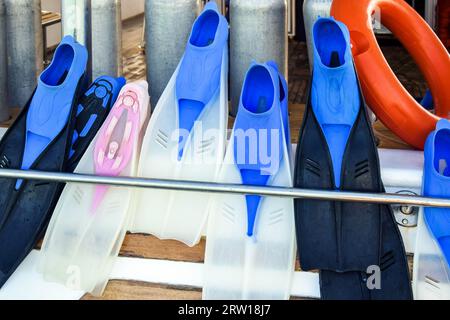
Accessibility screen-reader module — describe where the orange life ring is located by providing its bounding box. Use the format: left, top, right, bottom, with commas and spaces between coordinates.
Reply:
331, 0, 450, 149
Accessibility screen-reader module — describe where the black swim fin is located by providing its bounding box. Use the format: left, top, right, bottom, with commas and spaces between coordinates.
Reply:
294, 18, 412, 299
66, 75, 126, 173
0, 36, 88, 288
320, 205, 413, 300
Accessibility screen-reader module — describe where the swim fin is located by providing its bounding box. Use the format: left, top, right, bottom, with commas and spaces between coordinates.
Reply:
203, 62, 296, 300
131, 2, 229, 246
294, 18, 412, 299
0, 36, 88, 288
66, 75, 126, 173
413, 119, 450, 300
40, 81, 150, 296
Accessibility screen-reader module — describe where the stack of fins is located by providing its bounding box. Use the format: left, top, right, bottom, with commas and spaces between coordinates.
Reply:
294, 17, 413, 300
0, 35, 126, 289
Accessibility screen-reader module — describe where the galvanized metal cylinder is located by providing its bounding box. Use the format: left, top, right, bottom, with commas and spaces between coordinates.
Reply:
230, 0, 288, 116
145, 0, 200, 108
425, 0, 438, 30
91, 0, 122, 80
62, 0, 92, 81
5, 0, 43, 108
205, 0, 226, 14
303, 0, 332, 70
0, 0, 9, 121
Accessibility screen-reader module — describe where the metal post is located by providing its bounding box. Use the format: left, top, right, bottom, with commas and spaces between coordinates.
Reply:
206, 0, 226, 14
288, 0, 296, 37
1, 168, 450, 209
0, 0, 9, 121
303, 0, 332, 71
230, 0, 288, 116
91, 0, 122, 80
5, 0, 43, 108
425, 0, 438, 30
145, 0, 200, 109
61, 0, 92, 81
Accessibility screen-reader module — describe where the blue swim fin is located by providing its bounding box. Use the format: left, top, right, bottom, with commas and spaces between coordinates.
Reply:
203, 61, 295, 300
66, 76, 126, 172
423, 119, 450, 266
175, 1, 229, 159
0, 35, 88, 288
310, 18, 360, 188
233, 61, 287, 237
133, 1, 229, 247
294, 17, 412, 299
420, 89, 434, 110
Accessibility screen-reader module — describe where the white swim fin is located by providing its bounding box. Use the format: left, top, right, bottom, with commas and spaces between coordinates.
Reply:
131, 2, 229, 246
203, 62, 296, 300
39, 81, 150, 296
413, 119, 450, 300
414, 210, 450, 299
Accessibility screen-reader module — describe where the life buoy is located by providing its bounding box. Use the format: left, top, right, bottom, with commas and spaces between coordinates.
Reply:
331, 0, 450, 149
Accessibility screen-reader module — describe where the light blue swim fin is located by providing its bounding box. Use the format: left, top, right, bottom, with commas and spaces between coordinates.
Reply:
413, 119, 450, 299
133, 1, 229, 247
0, 35, 88, 288
203, 61, 296, 300
423, 119, 450, 266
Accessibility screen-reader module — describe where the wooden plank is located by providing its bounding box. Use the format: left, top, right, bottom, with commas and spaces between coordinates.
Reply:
82, 280, 314, 300
0, 108, 20, 128
82, 256, 414, 300
41, 11, 61, 26
83, 281, 202, 300
120, 234, 206, 263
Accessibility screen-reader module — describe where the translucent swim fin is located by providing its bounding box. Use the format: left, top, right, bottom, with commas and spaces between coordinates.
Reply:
66, 75, 126, 172
131, 2, 229, 246
203, 62, 296, 300
413, 119, 450, 300
39, 81, 150, 296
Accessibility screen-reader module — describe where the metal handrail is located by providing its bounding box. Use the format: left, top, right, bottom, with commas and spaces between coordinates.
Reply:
0, 168, 448, 208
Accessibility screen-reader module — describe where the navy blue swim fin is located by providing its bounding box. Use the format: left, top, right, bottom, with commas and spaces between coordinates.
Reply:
66, 75, 126, 172
294, 18, 412, 300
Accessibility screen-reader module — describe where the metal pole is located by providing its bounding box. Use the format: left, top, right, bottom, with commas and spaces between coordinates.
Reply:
0, 0, 9, 122
61, 0, 92, 81
91, 0, 122, 80
1, 168, 449, 209
229, 0, 288, 116
303, 0, 332, 71
145, 0, 200, 109
425, 0, 438, 30
5, 0, 43, 108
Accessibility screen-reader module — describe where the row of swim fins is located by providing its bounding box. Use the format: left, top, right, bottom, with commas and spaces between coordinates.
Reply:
0, 2, 448, 300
